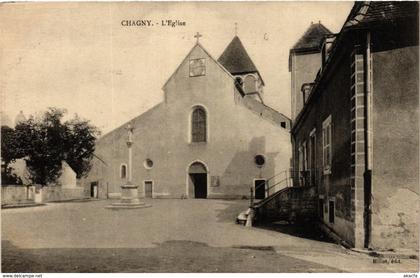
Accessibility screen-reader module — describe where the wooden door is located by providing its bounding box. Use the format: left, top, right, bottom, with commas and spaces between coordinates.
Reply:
254, 179, 266, 199
145, 181, 153, 198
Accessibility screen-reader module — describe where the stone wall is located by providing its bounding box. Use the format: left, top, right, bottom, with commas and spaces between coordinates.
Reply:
1, 185, 31, 205
291, 35, 355, 246
370, 45, 419, 250
41, 186, 86, 202
2, 185, 86, 204
254, 186, 317, 223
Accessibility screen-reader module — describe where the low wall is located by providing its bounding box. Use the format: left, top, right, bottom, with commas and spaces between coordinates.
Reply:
1, 185, 32, 205
41, 186, 86, 202
255, 186, 317, 223
2, 185, 87, 204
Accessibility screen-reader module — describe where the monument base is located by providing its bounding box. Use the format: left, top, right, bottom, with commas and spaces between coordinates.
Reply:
105, 183, 152, 210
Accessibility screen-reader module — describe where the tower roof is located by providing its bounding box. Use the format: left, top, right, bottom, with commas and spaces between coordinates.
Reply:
218, 36, 259, 75
15, 111, 26, 126
291, 23, 332, 52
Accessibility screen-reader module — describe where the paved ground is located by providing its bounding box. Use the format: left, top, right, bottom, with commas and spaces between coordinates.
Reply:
2, 199, 418, 272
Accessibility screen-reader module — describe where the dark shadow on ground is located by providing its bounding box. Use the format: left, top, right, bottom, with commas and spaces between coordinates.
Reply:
214, 199, 250, 223
214, 200, 333, 245
255, 221, 335, 243
1, 239, 343, 273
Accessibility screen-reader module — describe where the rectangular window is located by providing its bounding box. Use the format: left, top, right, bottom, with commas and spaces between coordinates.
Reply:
319, 198, 324, 220
189, 58, 206, 77
298, 141, 309, 186
303, 141, 307, 171
298, 146, 303, 186
302, 141, 308, 186
309, 128, 316, 186
329, 200, 335, 224
322, 115, 332, 174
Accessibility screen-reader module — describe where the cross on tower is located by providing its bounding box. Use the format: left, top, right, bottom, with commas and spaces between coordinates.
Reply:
194, 32, 202, 43
235, 22, 238, 36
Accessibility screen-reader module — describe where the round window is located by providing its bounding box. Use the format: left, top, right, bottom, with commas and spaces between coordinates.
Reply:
254, 155, 265, 167
144, 159, 154, 169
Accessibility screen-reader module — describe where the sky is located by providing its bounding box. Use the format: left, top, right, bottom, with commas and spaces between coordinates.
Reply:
0, 1, 354, 134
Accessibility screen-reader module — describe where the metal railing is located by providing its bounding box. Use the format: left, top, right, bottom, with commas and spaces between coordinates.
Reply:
250, 168, 322, 206
250, 169, 292, 207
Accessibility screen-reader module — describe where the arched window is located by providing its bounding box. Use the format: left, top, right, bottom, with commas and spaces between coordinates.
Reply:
120, 164, 127, 179
235, 77, 243, 87
191, 107, 207, 142
244, 75, 257, 94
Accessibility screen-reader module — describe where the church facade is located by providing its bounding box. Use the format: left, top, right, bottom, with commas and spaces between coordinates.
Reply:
83, 36, 291, 199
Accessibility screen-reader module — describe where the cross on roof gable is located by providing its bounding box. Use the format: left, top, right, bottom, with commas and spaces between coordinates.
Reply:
162, 42, 234, 89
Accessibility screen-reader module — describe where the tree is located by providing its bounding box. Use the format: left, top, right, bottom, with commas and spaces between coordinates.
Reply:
11, 108, 100, 185
1, 126, 19, 167
1, 125, 25, 184
64, 115, 99, 179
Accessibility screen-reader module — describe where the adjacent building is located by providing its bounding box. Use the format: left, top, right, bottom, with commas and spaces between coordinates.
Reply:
290, 1, 418, 249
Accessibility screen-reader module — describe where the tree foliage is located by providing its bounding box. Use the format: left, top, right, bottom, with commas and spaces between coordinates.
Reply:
1, 125, 25, 184
1, 108, 100, 185
63, 115, 99, 179
1, 126, 22, 166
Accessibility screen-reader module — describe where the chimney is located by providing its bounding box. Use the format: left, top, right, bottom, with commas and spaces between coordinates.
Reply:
321, 34, 337, 68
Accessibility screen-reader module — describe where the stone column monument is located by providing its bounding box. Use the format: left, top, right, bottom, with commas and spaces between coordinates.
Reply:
106, 123, 151, 209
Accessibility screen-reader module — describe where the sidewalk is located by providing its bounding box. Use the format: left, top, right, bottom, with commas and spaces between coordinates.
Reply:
1, 202, 45, 209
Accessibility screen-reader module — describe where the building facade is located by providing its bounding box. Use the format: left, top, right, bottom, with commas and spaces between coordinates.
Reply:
83, 36, 291, 200
290, 1, 418, 250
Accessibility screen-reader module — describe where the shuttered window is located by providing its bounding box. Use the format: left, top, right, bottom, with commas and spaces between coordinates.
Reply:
322, 115, 332, 174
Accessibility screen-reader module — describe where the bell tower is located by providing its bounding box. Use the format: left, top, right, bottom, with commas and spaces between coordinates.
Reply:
218, 36, 265, 103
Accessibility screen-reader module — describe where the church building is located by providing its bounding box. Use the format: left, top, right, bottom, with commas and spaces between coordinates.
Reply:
83, 35, 291, 199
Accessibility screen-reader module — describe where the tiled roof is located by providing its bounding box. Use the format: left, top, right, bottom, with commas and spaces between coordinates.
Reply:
218, 36, 259, 74
291, 23, 332, 52
345, 1, 418, 28
292, 1, 419, 131
234, 82, 291, 129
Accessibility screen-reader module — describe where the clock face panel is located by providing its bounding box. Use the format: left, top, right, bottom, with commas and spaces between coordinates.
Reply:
189, 58, 206, 77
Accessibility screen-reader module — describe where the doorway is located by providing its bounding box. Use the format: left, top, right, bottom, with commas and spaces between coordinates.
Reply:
144, 181, 153, 198
188, 162, 208, 199
254, 179, 266, 199
90, 182, 98, 198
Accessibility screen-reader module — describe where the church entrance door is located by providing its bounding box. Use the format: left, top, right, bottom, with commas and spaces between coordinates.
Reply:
190, 173, 207, 199
188, 162, 208, 199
